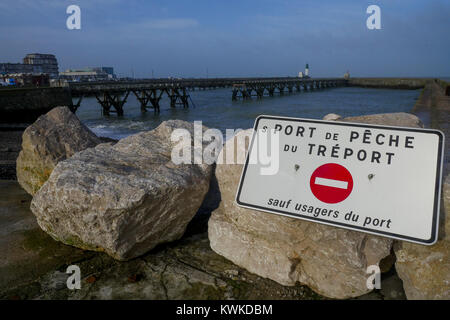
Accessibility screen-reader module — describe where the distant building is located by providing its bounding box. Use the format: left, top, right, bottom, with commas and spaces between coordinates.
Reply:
0, 53, 59, 78
93, 67, 115, 77
23, 53, 59, 77
0, 73, 49, 86
0, 63, 33, 74
59, 67, 116, 81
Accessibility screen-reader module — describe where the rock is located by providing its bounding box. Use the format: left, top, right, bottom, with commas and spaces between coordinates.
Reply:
322, 113, 342, 121
444, 165, 450, 238
340, 112, 450, 299
341, 112, 450, 300
379, 273, 407, 300
342, 112, 424, 128
31, 120, 213, 261
16, 106, 102, 195
394, 171, 450, 300
209, 113, 425, 299
325, 112, 423, 127
379, 252, 396, 273
208, 129, 392, 299
355, 272, 406, 300
394, 240, 449, 300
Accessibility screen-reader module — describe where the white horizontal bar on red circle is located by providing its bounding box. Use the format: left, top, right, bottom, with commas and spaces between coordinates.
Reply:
314, 177, 348, 189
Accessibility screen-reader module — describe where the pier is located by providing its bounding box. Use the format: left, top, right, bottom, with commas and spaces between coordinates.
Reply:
66, 77, 347, 115
68, 78, 239, 115
5, 77, 441, 121
231, 78, 345, 100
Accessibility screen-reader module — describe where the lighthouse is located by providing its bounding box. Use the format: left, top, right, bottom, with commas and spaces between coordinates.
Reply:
305, 63, 310, 78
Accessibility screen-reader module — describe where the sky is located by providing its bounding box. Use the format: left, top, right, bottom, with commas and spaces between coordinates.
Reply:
0, 0, 449, 78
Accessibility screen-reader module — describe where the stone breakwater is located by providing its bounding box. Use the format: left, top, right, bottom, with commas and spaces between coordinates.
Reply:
348, 78, 432, 90
6, 107, 448, 299
413, 80, 450, 167
413, 79, 450, 111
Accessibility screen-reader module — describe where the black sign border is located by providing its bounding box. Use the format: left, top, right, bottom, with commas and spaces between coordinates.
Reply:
236, 115, 444, 245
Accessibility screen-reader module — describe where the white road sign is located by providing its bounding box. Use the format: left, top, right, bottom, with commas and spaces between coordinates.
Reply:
236, 115, 444, 245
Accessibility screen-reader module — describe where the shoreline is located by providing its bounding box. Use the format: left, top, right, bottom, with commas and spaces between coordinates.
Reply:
1, 80, 448, 180
0, 77, 445, 124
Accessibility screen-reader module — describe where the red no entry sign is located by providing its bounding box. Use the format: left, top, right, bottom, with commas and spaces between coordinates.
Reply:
310, 163, 353, 204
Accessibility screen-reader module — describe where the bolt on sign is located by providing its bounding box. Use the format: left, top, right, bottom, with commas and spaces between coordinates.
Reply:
236, 115, 444, 245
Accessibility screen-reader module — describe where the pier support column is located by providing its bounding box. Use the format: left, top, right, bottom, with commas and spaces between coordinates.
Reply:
168, 88, 176, 108
180, 88, 189, 108
111, 91, 129, 116
95, 92, 112, 116
95, 91, 129, 116
69, 94, 83, 113
133, 89, 163, 113
149, 89, 164, 113
232, 88, 238, 100
132, 90, 151, 112
256, 87, 265, 98
168, 88, 189, 108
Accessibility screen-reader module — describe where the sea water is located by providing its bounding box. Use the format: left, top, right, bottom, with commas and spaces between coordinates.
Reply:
76, 86, 421, 139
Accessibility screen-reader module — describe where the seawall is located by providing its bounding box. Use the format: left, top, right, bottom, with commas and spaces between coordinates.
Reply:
411, 79, 450, 167
348, 78, 433, 89
0, 87, 72, 123
413, 79, 450, 110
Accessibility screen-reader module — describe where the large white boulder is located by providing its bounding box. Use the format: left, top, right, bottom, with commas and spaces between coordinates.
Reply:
31, 120, 212, 261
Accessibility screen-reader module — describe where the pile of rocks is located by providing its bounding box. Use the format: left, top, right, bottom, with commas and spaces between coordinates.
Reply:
20, 107, 213, 261
208, 112, 448, 300
17, 107, 449, 299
